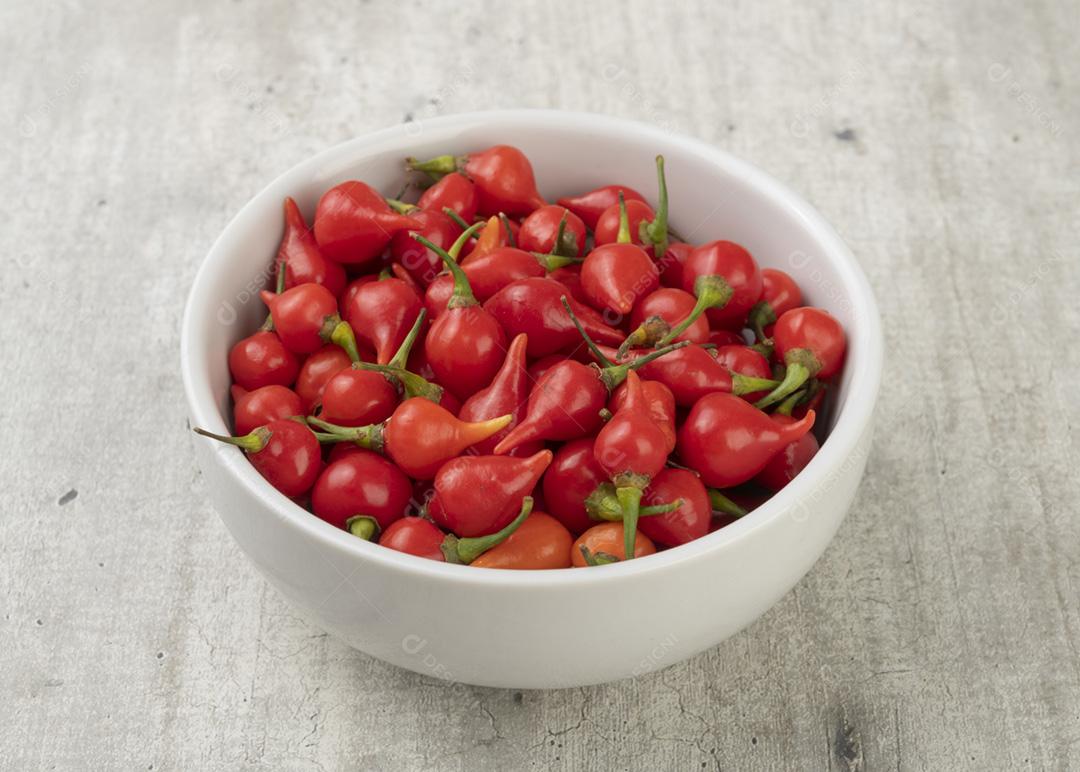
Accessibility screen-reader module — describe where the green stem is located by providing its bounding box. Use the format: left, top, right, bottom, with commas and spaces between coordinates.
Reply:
193, 426, 270, 453
386, 198, 418, 215
748, 300, 776, 343
304, 417, 384, 453
640, 155, 669, 257
446, 497, 533, 564
656, 275, 733, 346
600, 340, 689, 391
617, 315, 671, 360
498, 213, 517, 248
346, 516, 379, 541
616, 485, 643, 560
387, 309, 426, 371
406, 154, 460, 178
412, 223, 485, 308
442, 207, 470, 230
330, 320, 361, 364
616, 191, 631, 244
731, 372, 780, 396
532, 252, 581, 271
775, 389, 805, 416
580, 546, 620, 566
560, 296, 614, 367
357, 361, 444, 403
753, 362, 810, 409
275, 259, 287, 294
708, 489, 748, 519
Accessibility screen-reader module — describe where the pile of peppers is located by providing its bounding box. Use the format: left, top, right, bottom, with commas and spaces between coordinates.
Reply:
195, 144, 847, 569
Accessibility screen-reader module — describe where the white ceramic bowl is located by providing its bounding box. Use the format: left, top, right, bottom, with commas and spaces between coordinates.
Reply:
181, 110, 882, 689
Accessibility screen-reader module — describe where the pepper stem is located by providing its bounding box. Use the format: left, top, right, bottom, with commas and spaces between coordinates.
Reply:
617, 315, 671, 360
412, 223, 484, 308
532, 252, 581, 271
330, 320, 362, 364
304, 417, 384, 453
616, 485, 643, 560
448, 496, 533, 564
753, 362, 811, 409
193, 426, 270, 454
656, 274, 733, 346
748, 300, 777, 343
615, 191, 631, 244
775, 389, 805, 416
406, 154, 460, 178
600, 340, 690, 391
560, 296, 613, 367
442, 207, 471, 230
731, 373, 781, 396
640, 155, 669, 256
386, 198, 418, 215
708, 489, 748, 518
387, 309, 426, 371
346, 516, 379, 541
580, 546, 620, 566
498, 213, 518, 248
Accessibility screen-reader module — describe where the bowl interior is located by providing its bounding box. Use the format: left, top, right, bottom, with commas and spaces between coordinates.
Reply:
182, 110, 881, 581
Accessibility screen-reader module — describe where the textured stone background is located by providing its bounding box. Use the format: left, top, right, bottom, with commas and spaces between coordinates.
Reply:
3, 0, 1078, 769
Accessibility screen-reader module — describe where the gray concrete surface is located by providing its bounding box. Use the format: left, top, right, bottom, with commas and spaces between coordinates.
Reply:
3, 1, 1078, 769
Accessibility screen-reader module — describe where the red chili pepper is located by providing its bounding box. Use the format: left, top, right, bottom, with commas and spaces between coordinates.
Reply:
457, 333, 538, 455
408, 144, 545, 217
228, 330, 299, 391
194, 419, 322, 498
294, 345, 350, 412
619, 287, 709, 358
678, 392, 816, 488
571, 522, 656, 566
381, 498, 536, 564
518, 205, 586, 256
754, 307, 846, 408
232, 384, 303, 436
493, 306, 688, 454
592, 371, 670, 559
412, 227, 508, 400
278, 198, 347, 297
429, 449, 552, 536
602, 343, 775, 408
310, 398, 512, 479
548, 264, 590, 305
656, 241, 694, 290
610, 377, 677, 453
668, 240, 763, 336
260, 283, 354, 357
424, 246, 576, 318
342, 274, 423, 366
754, 413, 820, 491
417, 171, 478, 222
310, 449, 412, 536
542, 437, 609, 535
748, 268, 803, 341
470, 507, 573, 569
708, 329, 747, 347
714, 344, 774, 402
319, 368, 398, 427
581, 193, 659, 316
313, 180, 421, 267
389, 208, 464, 287
557, 184, 646, 231
483, 277, 624, 358
639, 468, 710, 547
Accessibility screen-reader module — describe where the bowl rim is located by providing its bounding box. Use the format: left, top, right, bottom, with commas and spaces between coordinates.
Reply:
181, 108, 883, 588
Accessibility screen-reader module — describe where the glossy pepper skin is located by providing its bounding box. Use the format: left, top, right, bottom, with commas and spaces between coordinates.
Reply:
389, 209, 464, 287
714, 344, 774, 403
754, 414, 821, 491
748, 268, 803, 340
319, 367, 398, 427
314, 180, 421, 267
470, 511, 573, 569
571, 523, 656, 565
409, 144, 545, 217
232, 384, 302, 436
593, 198, 656, 247
429, 450, 553, 537
754, 307, 846, 409
557, 184, 646, 231
518, 205, 587, 256
310, 450, 412, 532
621, 287, 710, 356
483, 277, 623, 358
378, 517, 446, 560
457, 333, 538, 456
295, 345, 352, 412
610, 377, 676, 453
228, 331, 299, 392
424, 247, 553, 318
278, 198, 347, 298
343, 276, 423, 366
260, 283, 340, 356
194, 419, 321, 499
542, 437, 609, 535
382, 399, 511, 479
678, 240, 763, 329
417, 172, 478, 222
581, 194, 659, 316
602, 343, 732, 408
677, 392, 816, 488
638, 468, 711, 547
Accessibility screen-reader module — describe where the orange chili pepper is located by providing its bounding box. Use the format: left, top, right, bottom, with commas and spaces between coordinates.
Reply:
571, 522, 656, 566
461, 215, 518, 264
470, 511, 573, 569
